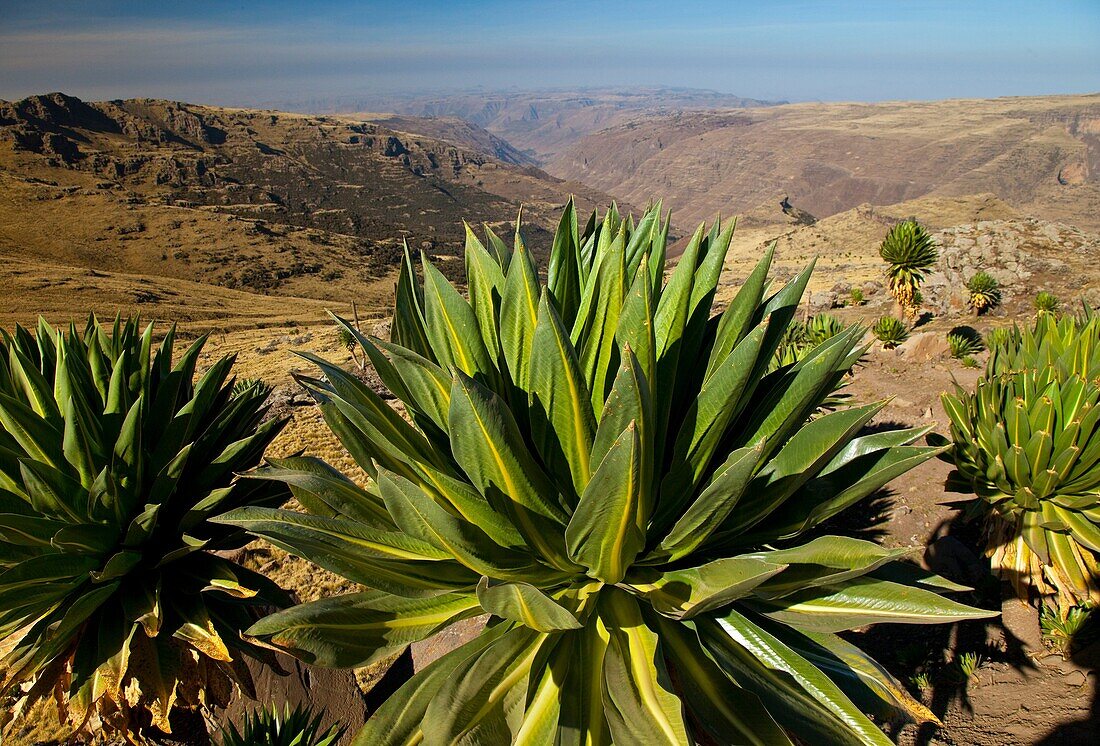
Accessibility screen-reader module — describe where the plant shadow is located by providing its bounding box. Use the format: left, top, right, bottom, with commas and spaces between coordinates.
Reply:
841, 498, 1100, 744
807, 488, 895, 544
797, 420, 921, 545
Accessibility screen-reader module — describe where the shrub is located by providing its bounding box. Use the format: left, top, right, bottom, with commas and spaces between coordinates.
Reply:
223, 201, 993, 744
1034, 291, 1060, 315
873, 316, 909, 349
949, 652, 983, 684
806, 313, 845, 346
966, 272, 1001, 314
946, 326, 984, 359
879, 220, 938, 319
910, 672, 931, 692
0, 317, 290, 739
1039, 603, 1095, 657
848, 287, 865, 306
772, 314, 845, 370
233, 377, 273, 399
219, 703, 344, 746
939, 312, 1100, 610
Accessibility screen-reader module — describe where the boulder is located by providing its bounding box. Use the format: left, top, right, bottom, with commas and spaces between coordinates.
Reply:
896, 331, 950, 361
411, 614, 490, 671
808, 291, 836, 312
860, 280, 883, 297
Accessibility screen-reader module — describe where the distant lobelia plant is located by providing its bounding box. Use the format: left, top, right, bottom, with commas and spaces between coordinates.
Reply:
966, 272, 1001, 314
946, 326, 984, 359
1034, 291, 1060, 316
938, 311, 1100, 611
1039, 602, 1095, 657
806, 313, 846, 346
879, 220, 938, 320
337, 324, 365, 370
872, 316, 909, 349
772, 313, 847, 370
223, 200, 994, 745
233, 377, 273, 400
772, 318, 809, 369
986, 326, 1019, 351
0, 316, 290, 740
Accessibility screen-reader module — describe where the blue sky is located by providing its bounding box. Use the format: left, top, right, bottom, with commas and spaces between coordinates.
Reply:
1, 1, 1097, 105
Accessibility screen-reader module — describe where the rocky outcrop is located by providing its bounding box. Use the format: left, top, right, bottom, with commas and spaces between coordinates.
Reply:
922, 218, 1100, 314
0, 92, 119, 135
780, 194, 817, 226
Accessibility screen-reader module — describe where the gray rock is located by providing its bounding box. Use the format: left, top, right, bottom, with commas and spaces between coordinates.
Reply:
809, 291, 836, 311
213, 652, 368, 740
411, 614, 490, 671
897, 331, 950, 361
861, 280, 883, 296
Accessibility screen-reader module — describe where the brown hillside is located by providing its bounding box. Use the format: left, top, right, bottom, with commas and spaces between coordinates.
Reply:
359, 114, 537, 166
348, 87, 780, 162
549, 94, 1100, 232
719, 193, 1099, 314
0, 92, 620, 300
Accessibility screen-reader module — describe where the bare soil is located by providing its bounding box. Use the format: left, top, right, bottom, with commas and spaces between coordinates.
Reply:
834, 350, 1098, 745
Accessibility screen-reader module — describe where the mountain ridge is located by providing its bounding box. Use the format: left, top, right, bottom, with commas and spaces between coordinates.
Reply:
0, 92, 625, 329
272, 87, 783, 163
545, 93, 1100, 232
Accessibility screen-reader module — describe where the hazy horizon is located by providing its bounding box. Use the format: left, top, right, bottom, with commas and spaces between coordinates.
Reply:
1, 0, 1098, 108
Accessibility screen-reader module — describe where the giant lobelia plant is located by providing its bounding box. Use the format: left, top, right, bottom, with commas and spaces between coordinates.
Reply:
223, 201, 995, 745
879, 220, 938, 320
0, 317, 290, 739
939, 310, 1100, 611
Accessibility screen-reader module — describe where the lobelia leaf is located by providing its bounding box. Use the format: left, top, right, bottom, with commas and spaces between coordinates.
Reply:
599, 590, 690, 745
653, 614, 792, 745
247, 590, 481, 668
747, 575, 998, 633
528, 291, 597, 503
352, 623, 509, 746
448, 371, 569, 530
625, 556, 786, 619
547, 197, 583, 328
566, 423, 644, 584
420, 254, 496, 380
422, 625, 546, 746
701, 608, 893, 746
655, 444, 763, 562
464, 222, 508, 362
499, 236, 542, 391
377, 469, 560, 583
476, 577, 582, 632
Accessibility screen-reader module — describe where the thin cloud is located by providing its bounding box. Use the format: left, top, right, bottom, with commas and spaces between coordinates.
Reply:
0, 2, 1097, 104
